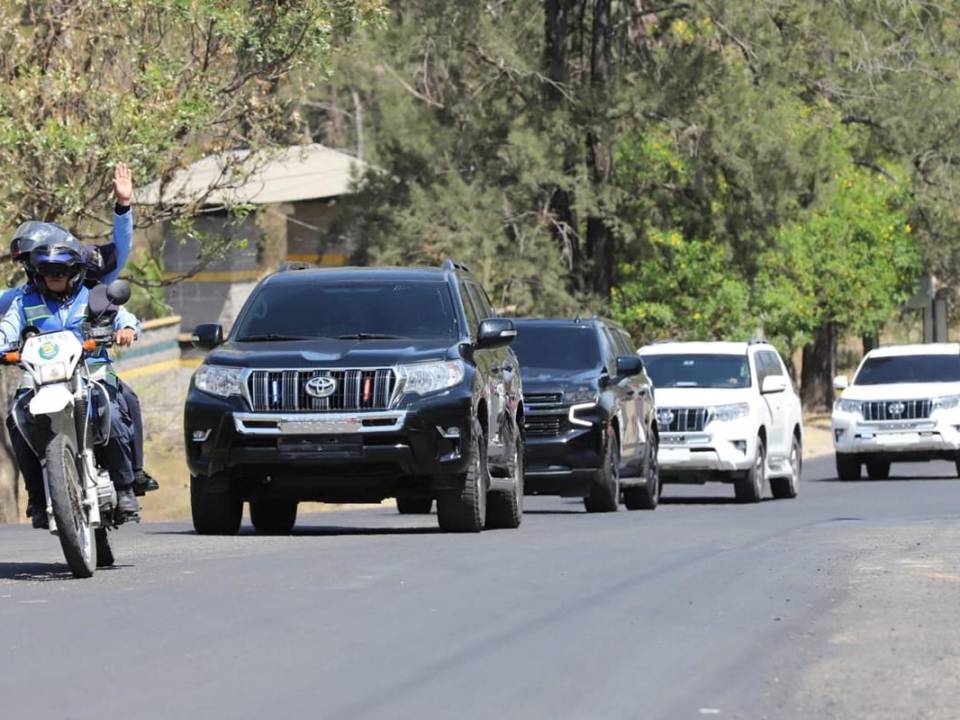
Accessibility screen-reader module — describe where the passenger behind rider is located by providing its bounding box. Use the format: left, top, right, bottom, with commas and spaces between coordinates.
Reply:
0, 233, 142, 527
2, 162, 158, 496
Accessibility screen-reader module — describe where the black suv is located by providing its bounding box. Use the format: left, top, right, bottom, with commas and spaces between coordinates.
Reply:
511, 318, 659, 511
184, 261, 524, 534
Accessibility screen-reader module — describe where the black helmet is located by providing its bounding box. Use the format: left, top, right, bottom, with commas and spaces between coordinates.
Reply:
30, 226, 86, 298
10, 220, 51, 263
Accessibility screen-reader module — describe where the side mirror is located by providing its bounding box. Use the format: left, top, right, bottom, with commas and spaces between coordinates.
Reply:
761, 375, 788, 394
477, 318, 517, 349
616, 355, 645, 378
192, 323, 224, 350
106, 279, 131, 306
833, 375, 849, 391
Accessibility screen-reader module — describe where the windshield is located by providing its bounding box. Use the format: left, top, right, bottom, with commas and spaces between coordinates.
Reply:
512, 325, 601, 371
233, 281, 460, 341
854, 354, 960, 385
643, 353, 751, 389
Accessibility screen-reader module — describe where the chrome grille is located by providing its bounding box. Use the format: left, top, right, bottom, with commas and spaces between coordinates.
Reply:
247, 369, 397, 413
862, 399, 932, 422
525, 416, 563, 437
523, 392, 564, 409
658, 407, 709, 433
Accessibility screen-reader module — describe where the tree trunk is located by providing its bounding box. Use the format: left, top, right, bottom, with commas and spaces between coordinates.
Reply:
801, 322, 837, 411
862, 332, 879, 355
585, 0, 615, 297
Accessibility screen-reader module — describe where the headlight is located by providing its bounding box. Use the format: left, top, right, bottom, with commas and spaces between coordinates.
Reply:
833, 398, 862, 414
194, 365, 245, 398
709, 403, 750, 423
932, 395, 960, 411
397, 360, 465, 395
39, 362, 68, 384
566, 386, 598, 404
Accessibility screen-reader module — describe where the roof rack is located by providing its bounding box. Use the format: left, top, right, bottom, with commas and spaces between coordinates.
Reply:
748, 337, 769, 346
441, 258, 472, 273
276, 261, 317, 272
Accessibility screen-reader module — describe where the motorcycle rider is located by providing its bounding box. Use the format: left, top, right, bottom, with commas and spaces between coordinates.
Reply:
0, 232, 141, 526
2, 163, 158, 496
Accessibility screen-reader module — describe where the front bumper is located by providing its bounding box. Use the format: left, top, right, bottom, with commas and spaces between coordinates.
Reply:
658, 426, 757, 479
185, 387, 475, 501
832, 409, 960, 460
523, 424, 604, 497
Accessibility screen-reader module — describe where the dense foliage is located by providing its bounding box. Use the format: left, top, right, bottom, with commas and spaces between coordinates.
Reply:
311, 0, 941, 405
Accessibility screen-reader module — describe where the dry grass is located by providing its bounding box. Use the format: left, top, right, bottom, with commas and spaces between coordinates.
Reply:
804, 412, 834, 459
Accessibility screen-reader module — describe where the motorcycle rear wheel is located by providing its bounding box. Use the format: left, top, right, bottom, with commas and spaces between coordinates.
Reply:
46, 433, 97, 578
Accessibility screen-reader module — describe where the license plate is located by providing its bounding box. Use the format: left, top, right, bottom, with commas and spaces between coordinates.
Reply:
660, 447, 691, 463
877, 433, 915, 446
278, 417, 361, 434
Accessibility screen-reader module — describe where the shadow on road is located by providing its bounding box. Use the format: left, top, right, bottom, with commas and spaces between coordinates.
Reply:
659, 496, 742, 505
146, 525, 441, 537
812, 475, 959, 483
0, 562, 75, 581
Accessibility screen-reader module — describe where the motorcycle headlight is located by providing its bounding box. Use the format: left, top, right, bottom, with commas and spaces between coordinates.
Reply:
194, 365, 245, 398
38, 362, 68, 384
833, 398, 863, 415
709, 402, 750, 423
398, 360, 465, 395
932, 395, 960, 411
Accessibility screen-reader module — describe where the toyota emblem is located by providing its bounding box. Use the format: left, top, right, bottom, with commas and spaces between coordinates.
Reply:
887, 401, 905, 417
657, 408, 675, 426
305, 375, 337, 399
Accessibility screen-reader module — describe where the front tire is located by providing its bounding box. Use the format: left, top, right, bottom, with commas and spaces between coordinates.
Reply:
771, 435, 801, 499
46, 434, 97, 578
396, 497, 433, 514
624, 432, 659, 510
836, 454, 861, 481
437, 418, 487, 532
735, 436, 766, 503
585, 433, 620, 513
866, 460, 891, 480
250, 500, 298, 534
191, 474, 243, 535
486, 428, 524, 529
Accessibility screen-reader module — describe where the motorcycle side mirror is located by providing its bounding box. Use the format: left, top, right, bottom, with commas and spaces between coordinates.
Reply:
106, 279, 131, 306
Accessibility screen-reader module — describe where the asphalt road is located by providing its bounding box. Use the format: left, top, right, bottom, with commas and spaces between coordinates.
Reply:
4, 454, 960, 720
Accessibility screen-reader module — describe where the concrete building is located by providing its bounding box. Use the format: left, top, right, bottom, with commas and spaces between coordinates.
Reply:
138, 144, 366, 332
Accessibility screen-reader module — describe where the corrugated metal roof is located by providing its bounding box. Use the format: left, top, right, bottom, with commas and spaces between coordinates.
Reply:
137, 144, 366, 206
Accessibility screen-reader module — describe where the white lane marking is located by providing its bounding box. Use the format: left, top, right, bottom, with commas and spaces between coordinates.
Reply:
699, 709, 722, 715
19, 600, 48, 604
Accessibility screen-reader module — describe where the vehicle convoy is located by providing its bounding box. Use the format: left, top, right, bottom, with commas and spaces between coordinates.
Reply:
1, 281, 134, 578
832, 343, 960, 480
637, 341, 803, 502
185, 261, 524, 534
511, 318, 660, 511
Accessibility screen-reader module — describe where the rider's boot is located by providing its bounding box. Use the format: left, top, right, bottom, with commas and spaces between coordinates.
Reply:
26, 501, 48, 530
116, 487, 140, 521
133, 469, 159, 496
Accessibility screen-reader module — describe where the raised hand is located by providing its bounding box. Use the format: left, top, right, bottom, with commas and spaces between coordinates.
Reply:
113, 162, 133, 207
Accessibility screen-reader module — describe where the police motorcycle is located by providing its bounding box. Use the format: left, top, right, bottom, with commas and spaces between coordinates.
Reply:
2, 280, 133, 578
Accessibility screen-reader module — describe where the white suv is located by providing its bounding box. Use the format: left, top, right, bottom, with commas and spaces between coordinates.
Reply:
637, 341, 804, 502
832, 343, 960, 480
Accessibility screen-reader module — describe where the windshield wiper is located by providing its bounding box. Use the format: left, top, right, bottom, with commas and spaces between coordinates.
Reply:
336, 333, 401, 340
237, 334, 311, 342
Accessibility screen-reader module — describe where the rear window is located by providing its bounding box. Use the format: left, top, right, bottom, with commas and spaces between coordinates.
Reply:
233, 281, 459, 341
643, 353, 752, 389
854, 354, 960, 385
512, 325, 601, 371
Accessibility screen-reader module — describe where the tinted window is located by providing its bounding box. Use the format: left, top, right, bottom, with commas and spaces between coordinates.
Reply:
512, 325, 601, 371
854, 354, 960, 385
234, 281, 459, 341
459, 283, 479, 333
762, 351, 784, 376
643, 354, 752, 389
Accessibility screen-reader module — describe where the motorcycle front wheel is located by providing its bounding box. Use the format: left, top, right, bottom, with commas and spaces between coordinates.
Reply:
46, 433, 97, 578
